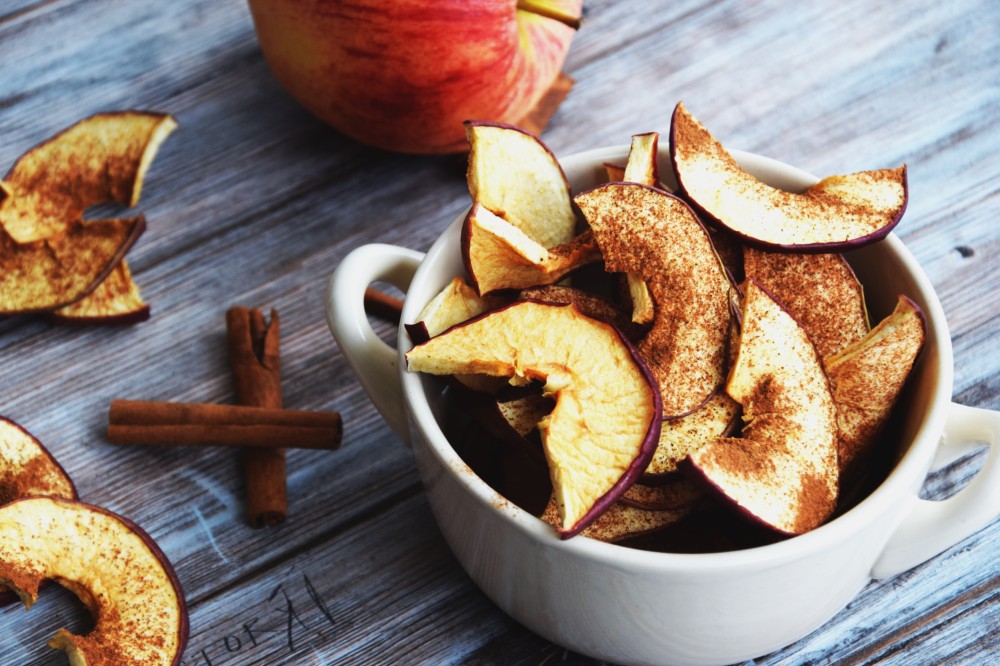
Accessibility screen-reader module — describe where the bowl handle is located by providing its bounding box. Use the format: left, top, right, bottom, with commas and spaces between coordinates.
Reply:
871, 401, 1000, 579
325, 244, 425, 445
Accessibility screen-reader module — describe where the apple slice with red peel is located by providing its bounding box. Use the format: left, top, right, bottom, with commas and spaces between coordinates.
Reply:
465, 121, 577, 249
462, 203, 601, 295
540, 495, 692, 543
0, 417, 77, 505
0, 215, 145, 315
670, 101, 908, 251
519, 284, 640, 340
575, 182, 732, 418
642, 389, 741, 480
744, 247, 869, 359
0, 417, 77, 605
404, 275, 503, 343
686, 280, 839, 535
49, 259, 150, 325
621, 132, 660, 325
406, 300, 661, 537
825, 295, 926, 477
0, 496, 188, 665
620, 476, 704, 511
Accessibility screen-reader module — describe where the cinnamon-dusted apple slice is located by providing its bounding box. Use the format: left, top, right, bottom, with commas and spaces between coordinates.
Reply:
825, 295, 926, 477
686, 280, 839, 535
744, 247, 869, 358
620, 475, 704, 511
0, 215, 145, 315
49, 259, 150, 325
643, 390, 741, 479
465, 121, 576, 249
575, 182, 732, 418
406, 300, 661, 537
0, 417, 77, 505
671, 102, 907, 251
462, 204, 601, 295
540, 495, 692, 543
0, 496, 188, 665
520, 284, 641, 339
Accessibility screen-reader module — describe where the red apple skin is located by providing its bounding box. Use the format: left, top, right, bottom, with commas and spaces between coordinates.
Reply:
247, 0, 581, 154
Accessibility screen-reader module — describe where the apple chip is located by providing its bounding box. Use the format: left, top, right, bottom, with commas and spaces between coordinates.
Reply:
0, 496, 188, 664
744, 247, 869, 358
620, 476, 704, 511
0, 417, 77, 505
540, 495, 692, 543
407, 300, 661, 537
671, 102, 907, 251
404, 275, 502, 343
621, 132, 660, 325
49, 259, 150, 324
825, 295, 926, 476
519, 284, 640, 339
643, 389, 741, 479
462, 203, 601, 295
575, 183, 732, 418
465, 121, 576, 249
0, 216, 145, 314
687, 280, 839, 535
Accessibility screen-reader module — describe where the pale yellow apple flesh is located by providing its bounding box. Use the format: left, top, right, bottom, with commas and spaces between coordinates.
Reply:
671, 101, 907, 250
645, 390, 741, 477
462, 204, 601, 295
575, 182, 732, 418
825, 295, 926, 475
0, 497, 187, 665
744, 247, 869, 359
688, 280, 839, 535
406, 300, 661, 537
0, 418, 76, 505
466, 122, 577, 248
621, 132, 661, 325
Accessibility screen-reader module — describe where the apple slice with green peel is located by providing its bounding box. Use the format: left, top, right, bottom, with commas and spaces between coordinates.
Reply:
540, 495, 693, 543
744, 247, 869, 359
0, 215, 145, 315
825, 295, 926, 477
465, 121, 577, 249
686, 280, 839, 535
575, 182, 732, 418
0, 496, 188, 665
462, 203, 601, 295
670, 101, 908, 251
642, 389, 741, 480
407, 300, 661, 537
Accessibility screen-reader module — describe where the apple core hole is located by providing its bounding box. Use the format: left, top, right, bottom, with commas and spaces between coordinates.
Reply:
5, 581, 95, 661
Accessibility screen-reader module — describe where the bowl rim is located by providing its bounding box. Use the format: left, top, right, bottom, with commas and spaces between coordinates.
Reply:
399, 145, 954, 573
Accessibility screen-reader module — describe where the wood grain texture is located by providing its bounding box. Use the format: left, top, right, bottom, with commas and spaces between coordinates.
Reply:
0, 0, 997, 664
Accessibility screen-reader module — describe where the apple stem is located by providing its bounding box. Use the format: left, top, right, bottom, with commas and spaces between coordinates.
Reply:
516, 0, 582, 30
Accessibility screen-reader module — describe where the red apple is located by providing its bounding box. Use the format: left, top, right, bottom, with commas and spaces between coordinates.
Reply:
247, 0, 583, 154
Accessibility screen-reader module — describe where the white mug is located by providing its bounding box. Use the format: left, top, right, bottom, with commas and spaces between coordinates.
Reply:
325, 146, 1000, 666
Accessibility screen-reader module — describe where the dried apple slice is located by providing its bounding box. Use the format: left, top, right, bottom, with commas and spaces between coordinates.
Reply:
404, 275, 502, 343
406, 300, 661, 537
643, 389, 741, 479
575, 182, 732, 418
0, 496, 188, 664
620, 476, 704, 511
670, 101, 907, 251
0, 112, 176, 242
519, 284, 640, 339
465, 121, 576, 249
0, 215, 145, 315
744, 247, 869, 358
621, 132, 660, 325
686, 280, 839, 535
540, 495, 692, 543
0, 417, 77, 505
825, 295, 926, 477
49, 259, 150, 324
462, 203, 601, 295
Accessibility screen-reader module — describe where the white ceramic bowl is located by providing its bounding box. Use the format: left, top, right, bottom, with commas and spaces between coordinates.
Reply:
326, 146, 1000, 666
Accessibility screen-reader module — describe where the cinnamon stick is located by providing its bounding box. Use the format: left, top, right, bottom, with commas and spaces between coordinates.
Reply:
107, 400, 342, 450
226, 307, 285, 528
364, 287, 403, 323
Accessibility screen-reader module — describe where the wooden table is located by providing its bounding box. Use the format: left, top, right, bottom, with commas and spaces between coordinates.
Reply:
1, 1, 997, 664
